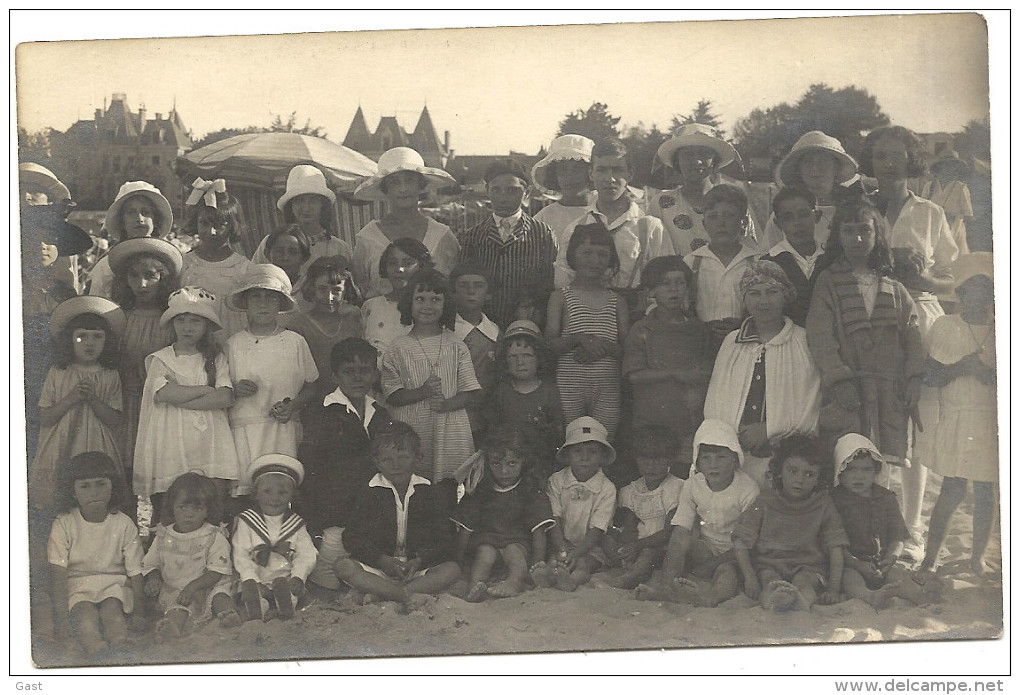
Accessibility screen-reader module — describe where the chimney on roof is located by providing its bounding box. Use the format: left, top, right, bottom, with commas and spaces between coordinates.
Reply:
138, 104, 147, 126
444, 130, 450, 151
155, 113, 162, 121
95, 108, 102, 120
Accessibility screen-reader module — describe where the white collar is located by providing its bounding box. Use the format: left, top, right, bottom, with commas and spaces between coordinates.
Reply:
453, 313, 500, 343
563, 468, 607, 491
493, 209, 523, 228
588, 200, 640, 230
689, 243, 759, 265
322, 387, 378, 428
369, 472, 431, 490
769, 238, 821, 262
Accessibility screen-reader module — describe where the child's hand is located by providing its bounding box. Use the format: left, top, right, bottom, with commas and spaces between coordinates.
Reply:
429, 397, 450, 413
877, 554, 899, 574
288, 577, 306, 597
76, 378, 97, 401
377, 556, 404, 579
423, 374, 443, 398
400, 557, 423, 581
577, 334, 606, 361
144, 575, 162, 597
176, 587, 195, 606
738, 422, 770, 456
127, 613, 149, 632
744, 576, 761, 600
235, 379, 259, 398
269, 398, 295, 423
892, 247, 926, 275
901, 377, 922, 411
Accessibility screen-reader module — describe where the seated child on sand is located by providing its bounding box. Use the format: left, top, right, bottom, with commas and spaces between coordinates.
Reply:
637, 419, 759, 605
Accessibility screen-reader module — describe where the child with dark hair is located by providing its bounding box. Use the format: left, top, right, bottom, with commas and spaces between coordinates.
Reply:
48, 452, 146, 656
142, 472, 241, 639
452, 425, 555, 601
623, 255, 714, 476
362, 238, 433, 366
489, 320, 564, 470
382, 269, 482, 481
683, 184, 760, 341
762, 186, 824, 327
733, 435, 848, 612
298, 337, 395, 538
602, 426, 685, 590
546, 222, 629, 439
180, 179, 253, 340
554, 137, 674, 315
289, 255, 364, 398
459, 158, 558, 328
807, 200, 925, 473
264, 223, 313, 298
450, 261, 500, 443
333, 422, 461, 611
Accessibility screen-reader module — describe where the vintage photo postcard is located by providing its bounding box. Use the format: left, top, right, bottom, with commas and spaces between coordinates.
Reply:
10, 10, 1009, 680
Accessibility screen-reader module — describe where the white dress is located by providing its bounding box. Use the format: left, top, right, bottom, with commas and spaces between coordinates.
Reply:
47, 509, 144, 612
928, 314, 997, 482
534, 202, 591, 251
352, 219, 460, 300
133, 347, 241, 497
180, 251, 253, 340
227, 329, 319, 492
141, 522, 234, 619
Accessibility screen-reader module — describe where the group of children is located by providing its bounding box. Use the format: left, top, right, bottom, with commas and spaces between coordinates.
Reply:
22, 126, 998, 659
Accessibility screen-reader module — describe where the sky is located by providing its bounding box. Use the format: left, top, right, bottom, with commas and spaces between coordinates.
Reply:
13, 11, 996, 156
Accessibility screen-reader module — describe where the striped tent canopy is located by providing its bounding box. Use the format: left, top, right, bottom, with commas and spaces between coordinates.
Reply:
174, 133, 381, 257
176, 132, 378, 193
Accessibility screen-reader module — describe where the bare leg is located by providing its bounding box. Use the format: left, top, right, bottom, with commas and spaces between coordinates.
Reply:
98, 597, 128, 647
568, 555, 599, 587
971, 481, 998, 578
272, 576, 295, 619
919, 476, 967, 572
669, 577, 718, 606
239, 579, 264, 621
842, 568, 897, 608
402, 561, 462, 610
791, 570, 821, 610
710, 562, 740, 605
885, 565, 940, 605
334, 558, 411, 603
70, 602, 107, 655
610, 548, 658, 590
467, 545, 498, 601
489, 544, 529, 598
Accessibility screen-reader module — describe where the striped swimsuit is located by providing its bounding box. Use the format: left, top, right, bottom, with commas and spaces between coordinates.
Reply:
555, 286, 621, 438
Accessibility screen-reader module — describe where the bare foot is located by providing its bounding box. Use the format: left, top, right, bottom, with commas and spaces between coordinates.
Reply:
870, 582, 900, 610
552, 564, 579, 592
670, 577, 717, 607
530, 562, 554, 589
971, 560, 1001, 582
764, 581, 801, 611
398, 593, 435, 614
154, 617, 181, 643
465, 581, 488, 603
635, 582, 671, 602
607, 571, 644, 590
217, 609, 243, 629
489, 579, 524, 598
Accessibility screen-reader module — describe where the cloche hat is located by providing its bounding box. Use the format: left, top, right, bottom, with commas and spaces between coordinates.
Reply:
104, 181, 174, 240
277, 165, 337, 211
656, 124, 737, 170
21, 206, 93, 257
228, 263, 297, 312
49, 296, 126, 338
833, 433, 885, 485
531, 135, 594, 197
353, 147, 457, 201
107, 237, 184, 277
556, 416, 617, 466
776, 131, 858, 188
160, 286, 223, 329
692, 419, 744, 470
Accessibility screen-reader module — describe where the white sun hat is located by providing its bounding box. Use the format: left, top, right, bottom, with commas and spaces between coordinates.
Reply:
353, 147, 457, 201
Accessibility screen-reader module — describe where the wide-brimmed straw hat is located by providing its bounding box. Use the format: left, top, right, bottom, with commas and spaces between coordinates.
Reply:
354, 147, 457, 201
49, 296, 126, 338
833, 432, 885, 484
160, 286, 223, 329
104, 181, 174, 240
21, 206, 93, 257
776, 131, 858, 188
531, 135, 594, 197
276, 165, 337, 211
19, 162, 71, 202
228, 263, 297, 312
556, 416, 617, 466
246, 453, 304, 487
107, 237, 184, 278
656, 124, 737, 170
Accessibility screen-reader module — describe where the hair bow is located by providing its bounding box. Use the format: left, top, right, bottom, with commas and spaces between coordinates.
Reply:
186, 177, 227, 208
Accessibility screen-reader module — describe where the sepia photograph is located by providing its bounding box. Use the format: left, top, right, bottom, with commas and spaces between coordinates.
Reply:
10, 10, 1009, 680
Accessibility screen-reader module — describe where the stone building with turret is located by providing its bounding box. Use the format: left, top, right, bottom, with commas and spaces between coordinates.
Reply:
342, 105, 450, 168
53, 93, 193, 212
